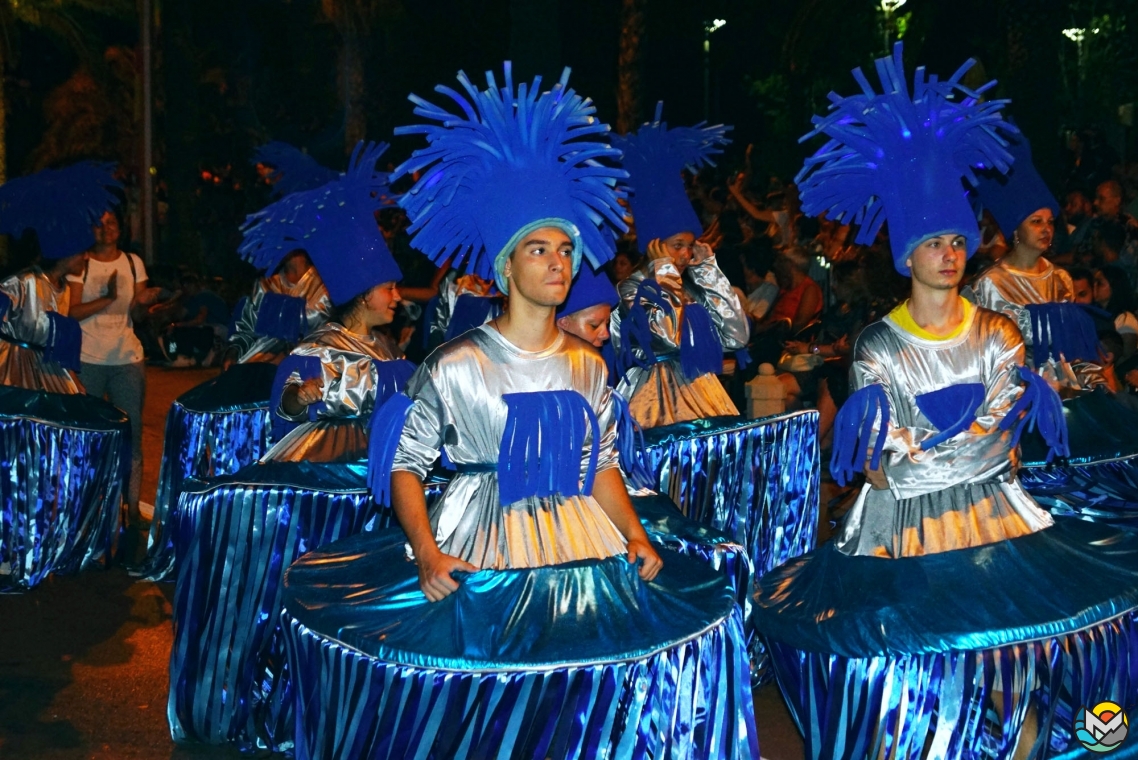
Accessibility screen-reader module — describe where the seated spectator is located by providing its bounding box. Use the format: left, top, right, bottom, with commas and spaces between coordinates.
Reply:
1093, 265, 1138, 359
1116, 353, 1138, 412
1099, 330, 1125, 393
164, 273, 230, 367
607, 246, 640, 285
1068, 267, 1094, 304
766, 246, 822, 335
739, 237, 778, 321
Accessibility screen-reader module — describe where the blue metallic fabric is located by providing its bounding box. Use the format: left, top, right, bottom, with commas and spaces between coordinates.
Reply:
280, 527, 760, 759
0, 386, 128, 590
1019, 391, 1138, 524
141, 363, 277, 581
166, 462, 445, 752
755, 518, 1138, 759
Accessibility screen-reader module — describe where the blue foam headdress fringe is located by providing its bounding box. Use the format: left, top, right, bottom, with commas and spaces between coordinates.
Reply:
999, 366, 1069, 462
1025, 303, 1100, 365
445, 294, 502, 342
239, 141, 401, 304
367, 392, 415, 507
558, 259, 619, 317
830, 384, 890, 487
498, 390, 600, 506
679, 303, 724, 381
618, 279, 671, 375
612, 102, 731, 251
610, 389, 655, 490
43, 312, 82, 371
255, 292, 309, 342
974, 131, 1059, 238
252, 142, 340, 198
268, 354, 325, 441
914, 382, 986, 450
0, 162, 122, 260
795, 43, 1018, 274
393, 63, 629, 293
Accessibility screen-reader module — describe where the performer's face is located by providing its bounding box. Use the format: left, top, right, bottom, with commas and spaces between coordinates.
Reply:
362, 281, 401, 325
557, 304, 612, 347
906, 234, 967, 290
505, 226, 573, 307
662, 232, 696, 273
1015, 208, 1054, 252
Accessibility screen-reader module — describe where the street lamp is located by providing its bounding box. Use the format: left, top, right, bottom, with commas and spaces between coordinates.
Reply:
703, 18, 727, 121
880, 0, 907, 54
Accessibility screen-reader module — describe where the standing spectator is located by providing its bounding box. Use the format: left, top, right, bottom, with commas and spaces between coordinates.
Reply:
1090, 180, 1138, 280
67, 208, 150, 550
1093, 265, 1138, 360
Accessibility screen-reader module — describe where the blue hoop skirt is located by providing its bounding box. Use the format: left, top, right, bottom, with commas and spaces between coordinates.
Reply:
140, 362, 277, 580
0, 385, 129, 590
281, 527, 759, 760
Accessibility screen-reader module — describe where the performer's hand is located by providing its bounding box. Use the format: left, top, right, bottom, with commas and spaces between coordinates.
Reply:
626, 538, 663, 582
104, 271, 118, 300
691, 240, 715, 265
416, 548, 478, 602
294, 376, 325, 407
645, 238, 672, 265
864, 458, 888, 490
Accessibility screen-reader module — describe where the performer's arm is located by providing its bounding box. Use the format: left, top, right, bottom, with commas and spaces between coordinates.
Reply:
591, 468, 662, 580
684, 241, 750, 350
391, 470, 476, 602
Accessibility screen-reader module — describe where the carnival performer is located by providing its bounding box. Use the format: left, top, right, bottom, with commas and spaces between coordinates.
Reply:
251, 141, 412, 463
610, 104, 749, 428
966, 133, 1105, 390
754, 44, 1138, 759
304, 65, 758, 758
0, 163, 121, 393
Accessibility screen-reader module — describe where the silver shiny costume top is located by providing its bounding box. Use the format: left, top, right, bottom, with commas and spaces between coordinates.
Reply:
611, 255, 748, 428
227, 266, 332, 365
0, 269, 81, 394
429, 270, 496, 344
262, 322, 400, 463
836, 303, 1053, 558
964, 259, 1104, 389
393, 325, 628, 570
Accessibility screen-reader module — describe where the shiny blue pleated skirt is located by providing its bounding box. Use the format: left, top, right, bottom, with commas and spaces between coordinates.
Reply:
281, 528, 760, 760
754, 518, 1138, 759
0, 385, 129, 590
141, 363, 277, 581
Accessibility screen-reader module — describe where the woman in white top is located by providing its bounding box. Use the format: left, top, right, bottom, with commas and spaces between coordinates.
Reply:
67, 209, 151, 536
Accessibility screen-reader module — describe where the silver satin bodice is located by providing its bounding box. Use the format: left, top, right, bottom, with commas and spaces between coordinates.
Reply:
965, 259, 1104, 389
393, 325, 628, 570
262, 322, 400, 463
430, 271, 496, 344
0, 269, 82, 394
228, 267, 332, 365
611, 255, 747, 427
836, 305, 1053, 558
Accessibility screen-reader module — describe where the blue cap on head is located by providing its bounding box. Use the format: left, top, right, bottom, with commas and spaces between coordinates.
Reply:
974, 131, 1059, 238
239, 141, 402, 305
252, 142, 341, 198
0, 162, 122, 260
796, 43, 1019, 275
558, 259, 619, 317
612, 102, 730, 253
393, 63, 629, 294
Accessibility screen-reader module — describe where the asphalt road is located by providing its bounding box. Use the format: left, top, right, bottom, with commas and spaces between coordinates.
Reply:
0, 365, 807, 760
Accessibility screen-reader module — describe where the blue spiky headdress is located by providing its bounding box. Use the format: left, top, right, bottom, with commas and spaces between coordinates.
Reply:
0, 162, 122, 260
796, 43, 1018, 275
252, 142, 341, 198
238, 141, 401, 305
974, 130, 1059, 239
612, 103, 730, 253
393, 63, 629, 293
558, 259, 618, 316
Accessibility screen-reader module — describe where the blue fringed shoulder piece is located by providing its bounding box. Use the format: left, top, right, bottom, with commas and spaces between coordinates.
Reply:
830, 384, 890, 487
1025, 303, 1100, 365
367, 392, 415, 507
618, 279, 671, 375
498, 390, 600, 506
794, 43, 1017, 272
252, 142, 340, 198
255, 292, 309, 342
678, 303, 724, 381
445, 294, 501, 342
610, 390, 655, 490
371, 359, 416, 409
914, 383, 986, 450
1000, 366, 1069, 462
0, 162, 122, 260
393, 64, 629, 283
0, 292, 11, 322
269, 354, 325, 441
43, 312, 82, 371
